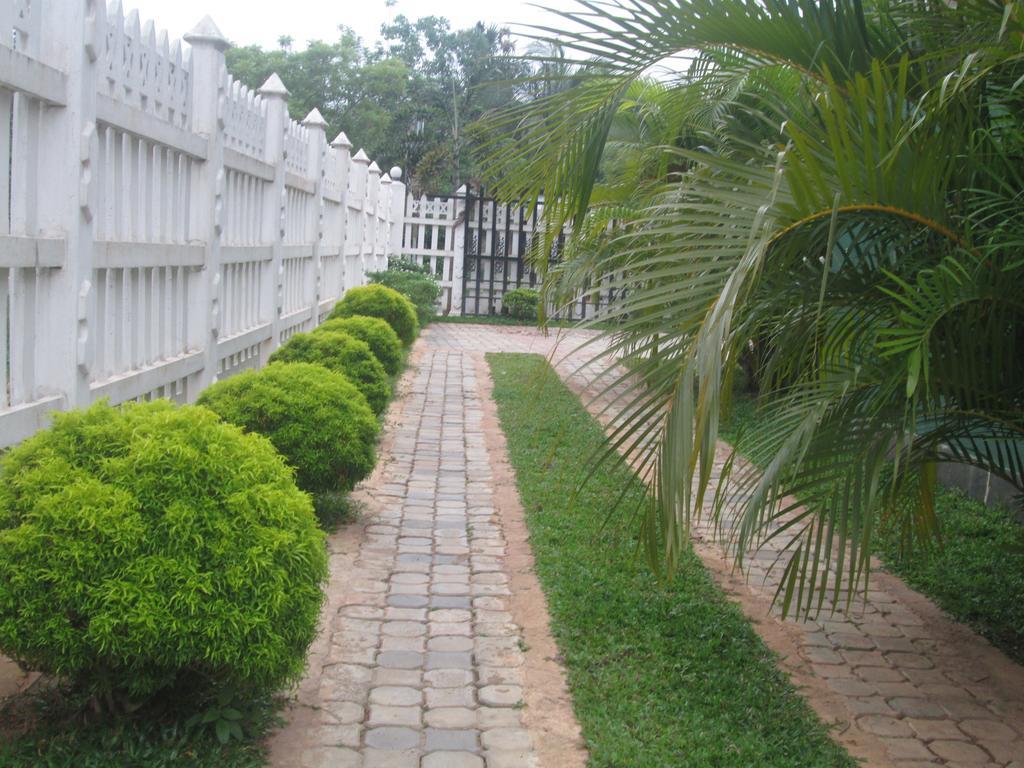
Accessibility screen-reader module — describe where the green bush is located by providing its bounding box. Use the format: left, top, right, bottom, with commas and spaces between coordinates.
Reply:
269, 331, 389, 414
0, 400, 327, 706
369, 262, 441, 328
197, 362, 378, 494
501, 287, 540, 321
315, 316, 403, 376
329, 284, 418, 345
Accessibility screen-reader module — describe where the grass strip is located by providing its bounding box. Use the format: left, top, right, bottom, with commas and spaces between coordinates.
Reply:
487, 353, 855, 768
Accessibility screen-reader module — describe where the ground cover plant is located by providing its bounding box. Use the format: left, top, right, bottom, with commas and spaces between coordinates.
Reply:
488, 352, 855, 768
328, 284, 418, 345
269, 330, 389, 414
369, 260, 441, 328
197, 361, 379, 494
316, 316, 404, 375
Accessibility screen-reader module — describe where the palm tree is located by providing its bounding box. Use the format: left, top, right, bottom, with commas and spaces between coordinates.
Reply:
474, 0, 1024, 616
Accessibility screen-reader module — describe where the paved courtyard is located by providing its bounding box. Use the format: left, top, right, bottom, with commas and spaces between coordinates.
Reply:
271, 322, 1024, 768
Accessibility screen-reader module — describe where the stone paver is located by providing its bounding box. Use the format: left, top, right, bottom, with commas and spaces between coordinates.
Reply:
272, 346, 547, 767
425, 323, 1024, 768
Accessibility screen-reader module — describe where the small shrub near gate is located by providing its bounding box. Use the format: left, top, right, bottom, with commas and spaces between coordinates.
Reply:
368, 260, 441, 328
328, 284, 418, 345
197, 362, 379, 494
269, 330, 390, 414
502, 287, 540, 321
315, 316, 403, 376
0, 399, 327, 709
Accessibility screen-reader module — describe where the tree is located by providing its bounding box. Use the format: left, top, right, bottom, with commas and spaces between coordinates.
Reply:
474, 0, 1024, 616
225, 17, 528, 191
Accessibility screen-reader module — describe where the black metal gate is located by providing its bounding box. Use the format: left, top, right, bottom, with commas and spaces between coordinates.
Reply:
460, 186, 560, 317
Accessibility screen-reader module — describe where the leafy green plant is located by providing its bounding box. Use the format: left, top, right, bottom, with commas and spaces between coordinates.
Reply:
476, 0, 1024, 615
197, 362, 378, 494
0, 400, 327, 710
315, 316, 404, 376
269, 331, 390, 414
369, 261, 441, 327
500, 287, 540, 321
329, 284, 419, 345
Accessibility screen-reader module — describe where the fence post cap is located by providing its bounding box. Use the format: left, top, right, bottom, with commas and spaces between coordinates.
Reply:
258, 72, 289, 97
331, 131, 352, 149
368, 161, 381, 175
184, 16, 230, 51
389, 166, 402, 181
302, 108, 328, 128
352, 148, 371, 164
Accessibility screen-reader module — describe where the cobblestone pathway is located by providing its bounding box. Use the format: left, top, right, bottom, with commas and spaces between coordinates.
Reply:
270, 345, 583, 768
272, 323, 1024, 768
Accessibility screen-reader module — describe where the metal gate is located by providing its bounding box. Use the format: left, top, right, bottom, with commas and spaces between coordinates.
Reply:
460, 187, 555, 317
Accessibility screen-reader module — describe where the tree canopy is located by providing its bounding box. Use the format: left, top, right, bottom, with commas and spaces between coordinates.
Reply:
226, 16, 527, 192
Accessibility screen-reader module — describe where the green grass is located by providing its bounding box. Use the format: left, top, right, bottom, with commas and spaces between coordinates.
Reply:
0, 685, 279, 768
721, 394, 1024, 665
874, 490, 1024, 664
488, 353, 855, 768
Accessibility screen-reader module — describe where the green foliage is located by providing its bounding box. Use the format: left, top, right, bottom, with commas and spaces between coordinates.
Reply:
197, 362, 378, 494
316, 316, 404, 376
329, 285, 419, 346
368, 262, 441, 327
500, 287, 540, 321
488, 353, 855, 767
311, 491, 362, 532
225, 17, 528, 189
0, 685, 278, 767
875, 489, 1024, 664
0, 400, 327, 706
476, 0, 1024, 615
268, 331, 390, 414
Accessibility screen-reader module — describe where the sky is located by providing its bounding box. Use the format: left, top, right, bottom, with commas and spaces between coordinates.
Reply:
126, 0, 582, 51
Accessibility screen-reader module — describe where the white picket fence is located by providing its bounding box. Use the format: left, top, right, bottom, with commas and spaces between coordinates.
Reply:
0, 0, 405, 449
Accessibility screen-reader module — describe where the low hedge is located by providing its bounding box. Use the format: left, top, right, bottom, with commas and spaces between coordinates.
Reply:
0, 400, 327, 706
315, 316, 403, 376
369, 264, 440, 328
501, 287, 540, 321
328, 284, 418, 345
269, 331, 389, 414
197, 362, 378, 494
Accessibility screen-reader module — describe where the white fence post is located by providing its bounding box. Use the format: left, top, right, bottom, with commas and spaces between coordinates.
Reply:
349, 149, 370, 285
366, 160, 381, 274
259, 73, 288, 353
451, 185, 467, 315
30, 0, 97, 413
183, 16, 229, 390
330, 131, 353, 294
302, 108, 328, 324
388, 167, 406, 264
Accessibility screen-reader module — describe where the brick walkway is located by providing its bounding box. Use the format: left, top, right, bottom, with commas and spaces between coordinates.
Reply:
269, 344, 583, 768
271, 323, 1024, 768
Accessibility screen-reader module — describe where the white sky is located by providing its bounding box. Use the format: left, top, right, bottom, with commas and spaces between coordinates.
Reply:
126, 0, 582, 50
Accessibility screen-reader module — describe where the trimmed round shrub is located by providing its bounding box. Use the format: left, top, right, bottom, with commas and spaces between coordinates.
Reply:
197, 362, 379, 494
368, 265, 440, 328
501, 287, 541, 321
0, 399, 327, 704
316, 316, 403, 376
269, 331, 390, 414
328, 284, 418, 345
